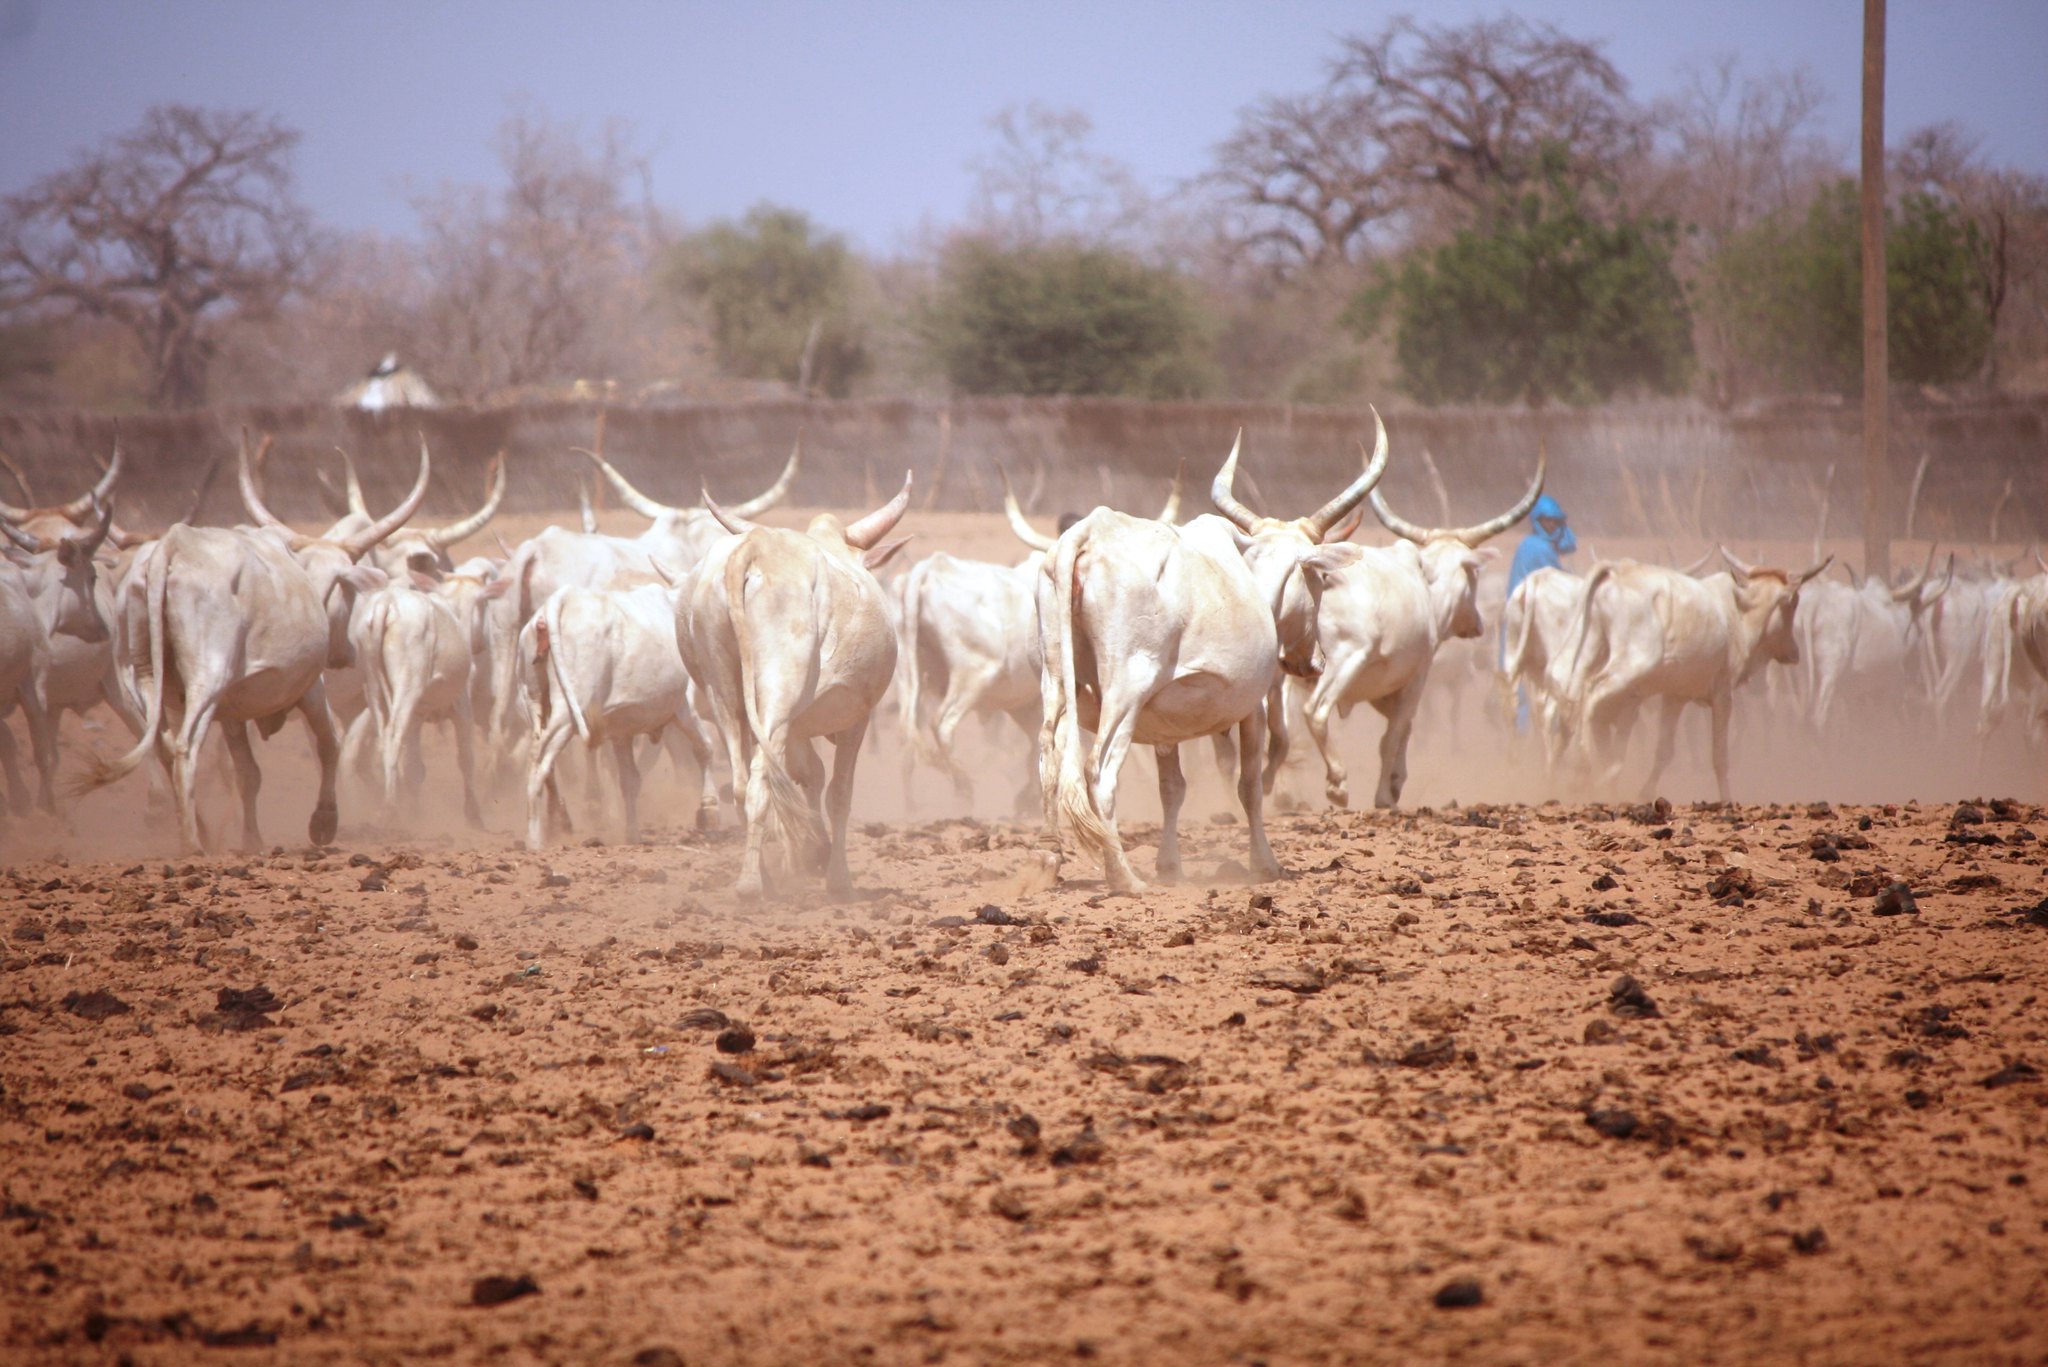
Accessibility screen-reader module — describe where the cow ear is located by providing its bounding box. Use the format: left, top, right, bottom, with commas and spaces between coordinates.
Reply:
342, 564, 389, 595
863, 536, 913, 570
480, 574, 514, 600
1473, 546, 1503, 563
1299, 543, 1363, 581
408, 568, 440, 591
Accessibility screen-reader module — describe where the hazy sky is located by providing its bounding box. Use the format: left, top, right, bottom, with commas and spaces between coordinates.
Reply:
2, 0, 2042, 254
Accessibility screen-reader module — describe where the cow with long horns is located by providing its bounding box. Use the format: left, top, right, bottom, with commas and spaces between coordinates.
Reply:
1561, 548, 1833, 802
681, 475, 913, 898
78, 434, 429, 850
1291, 444, 1546, 809
1036, 427, 1383, 892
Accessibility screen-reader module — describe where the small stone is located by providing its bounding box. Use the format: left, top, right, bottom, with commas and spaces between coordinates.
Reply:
1433, 1278, 1484, 1309
471, 1274, 540, 1307
1871, 882, 1918, 917
714, 1026, 755, 1054
1585, 1108, 1639, 1140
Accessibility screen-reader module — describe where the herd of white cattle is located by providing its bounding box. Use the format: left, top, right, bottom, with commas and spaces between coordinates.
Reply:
1, 418, 2044, 896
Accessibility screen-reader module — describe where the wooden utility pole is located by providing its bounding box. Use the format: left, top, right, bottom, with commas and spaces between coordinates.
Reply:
1861, 0, 1890, 582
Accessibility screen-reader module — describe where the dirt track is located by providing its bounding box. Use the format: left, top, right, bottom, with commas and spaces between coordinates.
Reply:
4, 794, 2046, 1365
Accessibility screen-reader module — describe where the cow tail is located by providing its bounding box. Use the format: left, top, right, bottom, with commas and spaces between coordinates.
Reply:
1051, 527, 1111, 856
76, 534, 171, 794
1560, 564, 1612, 733
897, 558, 945, 772
726, 540, 826, 863
543, 594, 591, 745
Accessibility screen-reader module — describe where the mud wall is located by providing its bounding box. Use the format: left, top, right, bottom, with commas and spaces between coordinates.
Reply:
1, 395, 2041, 544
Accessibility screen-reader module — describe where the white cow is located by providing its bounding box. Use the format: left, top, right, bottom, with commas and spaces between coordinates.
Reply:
1295, 457, 1545, 808
1791, 551, 1948, 731
1036, 433, 1384, 891
80, 435, 428, 850
344, 572, 505, 826
0, 499, 115, 809
895, 466, 1183, 810
479, 441, 798, 764
1500, 563, 1590, 768
521, 581, 700, 848
681, 478, 912, 898
1561, 549, 1831, 801
0, 562, 50, 825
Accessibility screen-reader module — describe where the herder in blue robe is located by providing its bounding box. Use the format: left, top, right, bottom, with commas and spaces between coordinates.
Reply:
1501, 494, 1577, 729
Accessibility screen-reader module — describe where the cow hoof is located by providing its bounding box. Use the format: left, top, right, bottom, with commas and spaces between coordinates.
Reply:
1326, 786, 1350, 809
308, 805, 338, 846
734, 876, 765, 901
695, 803, 719, 832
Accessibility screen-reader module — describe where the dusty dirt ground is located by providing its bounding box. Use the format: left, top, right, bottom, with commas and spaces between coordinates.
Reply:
3, 508, 2047, 1363
4, 796, 2047, 1365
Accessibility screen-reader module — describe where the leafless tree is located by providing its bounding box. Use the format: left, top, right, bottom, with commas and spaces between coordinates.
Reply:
1893, 121, 2048, 388
1207, 15, 1646, 270
1208, 91, 1401, 269
1330, 15, 1645, 211
965, 103, 1153, 250
409, 101, 654, 399
0, 105, 316, 408
1650, 56, 1838, 245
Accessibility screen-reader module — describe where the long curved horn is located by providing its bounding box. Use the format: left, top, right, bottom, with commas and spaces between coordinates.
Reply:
339, 435, 431, 560
997, 464, 1055, 552
336, 448, 369, 518
728, 436, 802, 519
1156, 459, 1185, 524
172, 453, 226, 529
1717, 545, 1758, 581
1794, 554, 1836, 588
700, 487, 756, 537
57, 440, 122, 521
1367, 482, 1434, 544
577, 447, 677, 520
0, 448, 34, 510
1208, 430, 1260, 532
1677, 547, 1716, 576
1445, 446, 1545, 547
66, 495, 115, 558
1890, 543, 1938, 602
237, 430, 292, 533
844, 470, 913, 551
1302, 405, 1391, 540
577, 473, 598, 534
0, 514, 45, 555
427, 451, 506, 551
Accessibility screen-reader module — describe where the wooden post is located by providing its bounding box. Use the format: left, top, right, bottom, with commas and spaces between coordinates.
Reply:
1861, 0, 1890, 583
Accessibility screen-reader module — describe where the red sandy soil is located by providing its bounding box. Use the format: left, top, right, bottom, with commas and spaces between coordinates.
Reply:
4, 795, 2046, 1365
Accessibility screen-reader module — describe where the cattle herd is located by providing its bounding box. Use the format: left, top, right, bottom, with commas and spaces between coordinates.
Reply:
2, 420, 2045, 880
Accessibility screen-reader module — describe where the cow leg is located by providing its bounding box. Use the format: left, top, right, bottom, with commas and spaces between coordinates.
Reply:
170, 696, 222, 853
220, 721, 266, 851
1709, 694, 1734, 803
932, 671, 988, 807
1371, 675, 1425, 809
670, 698, 721, 831
1007, 705, 1041, 815
610, 734, 644, 843
1640, 696, 1685, 800
526, 716, 576, 849
292, 682, 343, 847
451, 696, 485, 829
22, 686, 57, 814
1238, 708, 1280, 880
1260, 681, 1289, 797
1154, 744, 1186, 882
1303, 654, 1363, 809
0, 719, 28, 813
821, 719, 868, 897
1081, 680, 1147, 893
